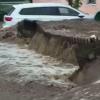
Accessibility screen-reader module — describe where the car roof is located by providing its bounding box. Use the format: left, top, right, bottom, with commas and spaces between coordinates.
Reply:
13, 3, 70, 8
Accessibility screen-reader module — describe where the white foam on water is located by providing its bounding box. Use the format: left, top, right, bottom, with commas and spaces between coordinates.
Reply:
93, 80, 100, 84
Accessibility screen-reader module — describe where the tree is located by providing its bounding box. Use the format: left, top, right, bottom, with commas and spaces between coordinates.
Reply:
29, 0, 32, 3
73, 0, 82, 9
0, 0, 30, 2
68, 0, 73, 6
67, 0, 82, 9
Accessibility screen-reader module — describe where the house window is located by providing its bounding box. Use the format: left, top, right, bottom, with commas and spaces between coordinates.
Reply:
88, 0, 96, 4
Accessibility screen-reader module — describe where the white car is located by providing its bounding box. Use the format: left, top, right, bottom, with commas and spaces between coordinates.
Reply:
3, 3, 94, 28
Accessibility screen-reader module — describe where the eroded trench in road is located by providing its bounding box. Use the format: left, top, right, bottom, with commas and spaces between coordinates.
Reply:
0, 42, 78, 88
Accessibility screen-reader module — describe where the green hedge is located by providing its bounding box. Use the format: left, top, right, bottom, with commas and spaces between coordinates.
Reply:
0, 0, 30, 2
95, 11, 100, 21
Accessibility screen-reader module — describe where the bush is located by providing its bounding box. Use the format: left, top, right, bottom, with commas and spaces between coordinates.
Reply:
95, 11, 100, 21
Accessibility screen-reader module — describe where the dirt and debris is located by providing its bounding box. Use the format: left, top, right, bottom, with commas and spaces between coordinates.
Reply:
37, 20, 100, 39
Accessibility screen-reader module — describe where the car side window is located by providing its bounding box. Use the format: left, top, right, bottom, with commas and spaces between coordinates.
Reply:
7, 6, 15, 15
19, 7, 60, 15
59, 7, 79, 16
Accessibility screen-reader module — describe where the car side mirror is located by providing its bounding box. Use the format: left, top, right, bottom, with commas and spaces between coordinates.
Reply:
78, 14, 84, 18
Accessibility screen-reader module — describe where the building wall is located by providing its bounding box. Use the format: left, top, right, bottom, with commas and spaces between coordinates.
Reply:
32, 0, 67, 4
32, 0, 100, 14
80, 0, 100, 14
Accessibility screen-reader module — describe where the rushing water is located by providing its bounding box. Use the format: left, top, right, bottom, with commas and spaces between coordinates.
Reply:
0, 42, 78, 87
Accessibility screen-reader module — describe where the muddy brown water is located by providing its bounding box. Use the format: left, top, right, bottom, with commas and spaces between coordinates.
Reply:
0, 42, 78, 87
1, 21, 100, 99
0, 42, 77, 100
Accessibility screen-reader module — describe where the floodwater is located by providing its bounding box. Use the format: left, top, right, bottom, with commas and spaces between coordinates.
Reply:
0, 42, 78, 87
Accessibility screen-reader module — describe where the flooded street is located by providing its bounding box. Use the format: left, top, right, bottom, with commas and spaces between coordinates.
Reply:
0, 20, 100, 99
0, 42, 78, 87
0, 21, 79, 100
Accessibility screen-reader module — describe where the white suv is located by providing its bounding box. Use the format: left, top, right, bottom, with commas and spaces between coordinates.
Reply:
3, 3, 94, 28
